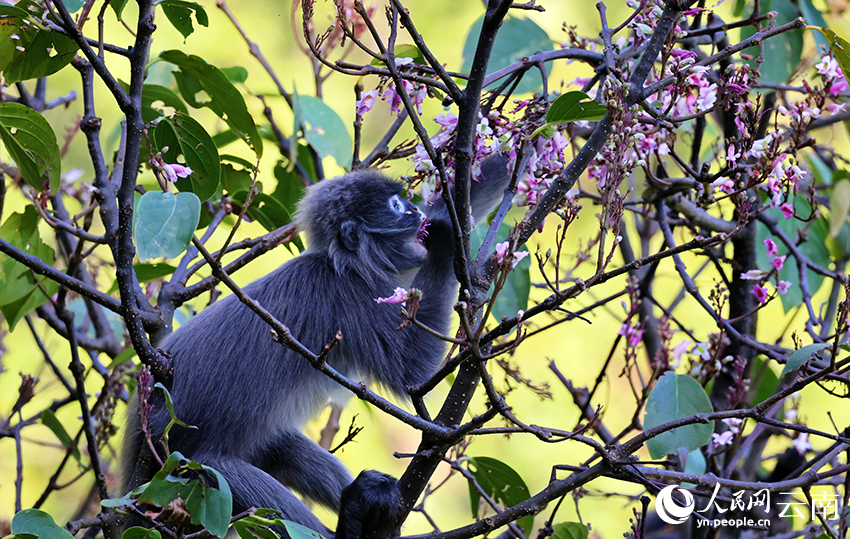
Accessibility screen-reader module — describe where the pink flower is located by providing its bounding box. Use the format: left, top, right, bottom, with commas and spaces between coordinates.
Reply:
722, 418, 743, 434
763, 238, 778, 257
163, 163, 193, 183
671, 49, 697, 60
750, 284, 768, 304
792, 433, 811, 455
780, 203, 794, 219
827, 102, 847, 115
494, 241, 529, 268
776, 280, 792, 295
770, 255, 786, 271
672, 339, 691, 362
741, 269, 767, 280
355, 89, 379, 115
712, 431, 735, 447
375, 287, 408, 304
495, 241, 509, 262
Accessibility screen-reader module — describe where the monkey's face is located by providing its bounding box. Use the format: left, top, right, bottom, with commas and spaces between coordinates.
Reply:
380, 192, 429, 271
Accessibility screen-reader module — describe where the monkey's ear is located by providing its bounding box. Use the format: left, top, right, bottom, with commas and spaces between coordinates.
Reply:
340, 220, 360, 251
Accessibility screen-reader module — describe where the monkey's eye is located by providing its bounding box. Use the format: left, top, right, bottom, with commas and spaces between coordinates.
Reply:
388, 194, 406, 215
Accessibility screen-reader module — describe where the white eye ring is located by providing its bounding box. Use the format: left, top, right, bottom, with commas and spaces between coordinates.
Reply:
389, 194, 406, 214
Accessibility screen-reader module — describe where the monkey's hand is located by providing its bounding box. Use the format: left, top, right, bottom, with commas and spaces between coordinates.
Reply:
334, 471, 402, 539
421, 215, 456, 264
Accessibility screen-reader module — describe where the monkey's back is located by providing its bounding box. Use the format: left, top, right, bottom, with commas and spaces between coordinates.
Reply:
151, 250, 417, 460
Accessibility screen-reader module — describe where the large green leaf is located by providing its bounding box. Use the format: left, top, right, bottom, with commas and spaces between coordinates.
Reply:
0, 206, 58, 329
41, 409, 81, 462
133, 191, 201, 260
0, 102, 61, 193
546, 92, 607, 123
153, 114, 221, 201
160, 50, 262, 156
466, 456, 533, 536
461, 15, 552, 95
552, 523, 589, 539
158, 0, 209, 40
781, 343, 831, 377
122, 527, 162, 539
0, 13, 78, 84
11, 509, 74, 539
644, 372, 714, 459
741, 0, 803, 85
293, 92, 352, 170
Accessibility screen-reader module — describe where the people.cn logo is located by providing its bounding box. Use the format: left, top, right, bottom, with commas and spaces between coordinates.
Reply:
655, 485, 696, 525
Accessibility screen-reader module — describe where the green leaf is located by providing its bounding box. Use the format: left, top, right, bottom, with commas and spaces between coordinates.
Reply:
271, 161, 306, 219
121, 527, 162, 539
40, 409, 81, 462
158, 0, 209, 39
370, 44, 426, 67
220, 163, 255, 196
0, 102, 61, 193
102, 482, 150, 508
133, 191, 201, 261
644, 372, 714, 459
11, 509, 74, 539
281, 521, 327, 539
683, 448, 706, 476
293, 92, 352, 170
154, 381, 196, 435
830, 179, 850, 237
62, 0, 85, 12
220, 66, 248, 84
0, 207, 57, 329
108, 263, 178, 293
461, 15, 552, 95
466, 456, 533, 536
185, 467, 232, 537
136, 83, 189, 122
528, 92, 607, 138
231, 191, 291, 232
781, 343, 831, 377
741, 0, 803, 85
110, 0, 130, 19
546, 92, 608, 124
813, 27, 850, 84
160, 50, 262, 156
551, 522, 589, 539
0, 15, 78, 84
752, 356, 780, 406
154, 114, 221, 201
733, 0, 746, 16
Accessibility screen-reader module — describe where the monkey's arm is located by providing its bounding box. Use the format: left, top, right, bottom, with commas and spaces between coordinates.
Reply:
398, 155, 512, 385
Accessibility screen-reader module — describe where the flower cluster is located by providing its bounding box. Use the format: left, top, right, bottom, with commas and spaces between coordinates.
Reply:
741, 237, 792, 304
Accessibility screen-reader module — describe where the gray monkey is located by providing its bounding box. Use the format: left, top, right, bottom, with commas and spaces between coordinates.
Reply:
123, 156, 511, 537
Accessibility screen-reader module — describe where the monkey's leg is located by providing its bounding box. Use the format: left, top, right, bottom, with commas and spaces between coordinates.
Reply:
196, 453, 330, 534
254, 430, 353, 510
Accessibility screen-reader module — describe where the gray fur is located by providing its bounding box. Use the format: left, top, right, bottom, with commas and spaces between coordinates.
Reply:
123, 155, 511, 536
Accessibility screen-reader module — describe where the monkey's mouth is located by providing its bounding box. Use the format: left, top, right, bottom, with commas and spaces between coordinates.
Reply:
416, 217, 430, 246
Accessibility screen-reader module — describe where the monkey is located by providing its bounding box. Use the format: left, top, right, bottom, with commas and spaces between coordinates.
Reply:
122, 155, 511, 537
